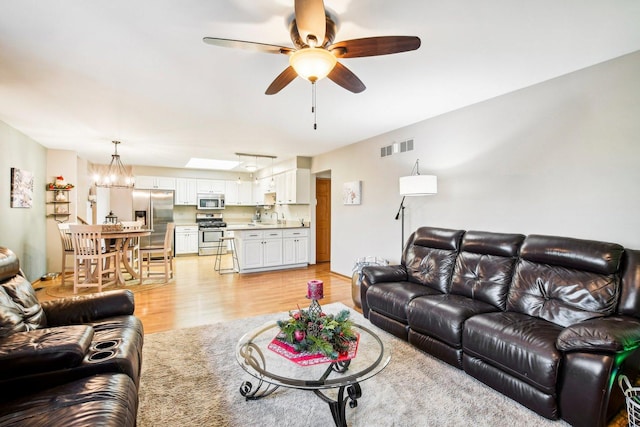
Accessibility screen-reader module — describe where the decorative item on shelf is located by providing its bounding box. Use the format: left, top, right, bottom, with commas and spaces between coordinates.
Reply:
273, 279, 358, 361
55, 191, 67, 201
47, 175, 74, 190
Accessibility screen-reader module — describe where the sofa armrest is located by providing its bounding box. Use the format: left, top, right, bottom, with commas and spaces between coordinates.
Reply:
557, 316, 640, 352
41, 290, 135, 327
360, 265, 408, 318
0, 325, 94, 378
362, 265, 408, 284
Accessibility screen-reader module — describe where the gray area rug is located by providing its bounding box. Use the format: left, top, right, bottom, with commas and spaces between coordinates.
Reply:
138, 303, 567, 426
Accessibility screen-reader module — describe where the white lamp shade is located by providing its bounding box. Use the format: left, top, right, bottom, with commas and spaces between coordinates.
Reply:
289, 47, 337, 82
399, 175, 437, 196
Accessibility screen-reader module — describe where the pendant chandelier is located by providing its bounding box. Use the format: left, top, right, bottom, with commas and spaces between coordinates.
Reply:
94, 141, 135, 188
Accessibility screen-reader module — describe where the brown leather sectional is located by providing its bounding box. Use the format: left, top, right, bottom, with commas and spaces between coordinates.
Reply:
361, 227, 640, 426
0, 247, 143, 426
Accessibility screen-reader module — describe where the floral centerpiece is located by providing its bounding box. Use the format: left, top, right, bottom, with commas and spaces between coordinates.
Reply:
276, 307, 357, 359
48, 175, 74, 190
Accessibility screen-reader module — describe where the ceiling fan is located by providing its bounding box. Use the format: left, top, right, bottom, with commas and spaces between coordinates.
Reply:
203, 0, 421, 95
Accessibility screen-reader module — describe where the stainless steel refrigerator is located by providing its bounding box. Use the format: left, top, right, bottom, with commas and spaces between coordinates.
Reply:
132, 189, 175, 249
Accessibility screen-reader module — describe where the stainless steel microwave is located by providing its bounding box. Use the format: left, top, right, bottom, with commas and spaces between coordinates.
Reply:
197, 194, 225, 210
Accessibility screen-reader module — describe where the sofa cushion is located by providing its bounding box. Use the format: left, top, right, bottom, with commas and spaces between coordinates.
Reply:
0, 325, 94, 379
1, 275, 47, 333
0, 373, 138, 427
463, 311, 563, 394
508, 259, 619, 327
556, 316, 640, 352
518, 234, 624, 274
619, 249, 640, 317
0, 315, 144, 401
449, 230, 524, 310
366, 282, 440, 323
450, 252, 519, 310
408, 294, 498, 348
403, 227, 463, 293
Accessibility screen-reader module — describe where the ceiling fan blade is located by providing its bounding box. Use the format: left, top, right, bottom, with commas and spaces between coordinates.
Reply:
203, 37, 293, 55
294, 0, 326, 46
329, 36, 421, 58
265, 66, 298, 95
327, 62, 366, 94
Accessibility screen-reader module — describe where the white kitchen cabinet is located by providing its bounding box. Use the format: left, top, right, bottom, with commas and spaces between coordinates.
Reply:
262, 230, 284, 267
237, 230, 282, 270
254, 177, 273, 205
236, 228, 307, 273
175, 178, 197, 205
283, 229, 309, 264
135, 175, 176, 190
175, 225, 199, 255
226, 181, 254, 205
274, 173, 287, 204
274, 169, 310, 205
196, 179, 225, 194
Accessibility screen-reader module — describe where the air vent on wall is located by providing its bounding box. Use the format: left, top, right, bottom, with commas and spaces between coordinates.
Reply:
380, 138, 414, 157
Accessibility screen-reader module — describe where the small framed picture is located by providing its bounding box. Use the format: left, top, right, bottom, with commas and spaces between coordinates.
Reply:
10, 168, 34, 208
343, 181, 362, 205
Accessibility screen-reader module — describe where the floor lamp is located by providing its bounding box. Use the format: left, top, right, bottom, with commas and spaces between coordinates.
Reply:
395, 160, 437, 251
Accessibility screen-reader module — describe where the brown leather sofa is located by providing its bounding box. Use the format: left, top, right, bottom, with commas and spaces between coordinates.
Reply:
361, 227, 640, 427
0, 247, 143, 426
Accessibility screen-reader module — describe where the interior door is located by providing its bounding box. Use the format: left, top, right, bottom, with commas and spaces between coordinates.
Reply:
315, 178, 331, 263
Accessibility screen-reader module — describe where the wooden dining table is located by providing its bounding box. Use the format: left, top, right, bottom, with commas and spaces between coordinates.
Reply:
68, 228, 152, 286
101, 229, 151, 285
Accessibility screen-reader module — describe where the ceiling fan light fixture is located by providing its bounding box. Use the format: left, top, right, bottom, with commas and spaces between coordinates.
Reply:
289, 47, 337, 82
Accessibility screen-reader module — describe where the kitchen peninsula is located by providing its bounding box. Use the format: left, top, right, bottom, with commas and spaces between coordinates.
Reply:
226, 223, 309, 273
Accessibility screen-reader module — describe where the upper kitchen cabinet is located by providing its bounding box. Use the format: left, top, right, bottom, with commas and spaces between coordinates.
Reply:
175, 178, 197, 205
275, 169, 310, 205
196, 179, 225, 194
226, 180, 254, 206
135, 175, 176, 190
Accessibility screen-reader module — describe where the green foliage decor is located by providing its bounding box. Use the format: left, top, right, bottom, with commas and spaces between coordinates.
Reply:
276, 308, 357, 359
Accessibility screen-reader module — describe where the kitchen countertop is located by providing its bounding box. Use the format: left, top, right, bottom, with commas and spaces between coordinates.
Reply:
225, 222, 309, 231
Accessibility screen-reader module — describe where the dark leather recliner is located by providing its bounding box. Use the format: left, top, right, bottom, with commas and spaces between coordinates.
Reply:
361, 227, 640, 427
0, 247, 144, 426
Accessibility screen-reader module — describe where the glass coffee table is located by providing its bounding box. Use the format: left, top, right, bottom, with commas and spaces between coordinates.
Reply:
236, 321, 390, 427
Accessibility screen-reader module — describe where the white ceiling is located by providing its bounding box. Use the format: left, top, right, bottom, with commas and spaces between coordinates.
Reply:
1, 1, 639, 171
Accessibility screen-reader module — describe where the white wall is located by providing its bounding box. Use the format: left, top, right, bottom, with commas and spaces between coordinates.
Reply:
0, 121, 47, 280
313, 51, 640, 276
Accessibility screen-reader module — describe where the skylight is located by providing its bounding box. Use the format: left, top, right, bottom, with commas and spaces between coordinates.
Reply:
185, 158, 240, 170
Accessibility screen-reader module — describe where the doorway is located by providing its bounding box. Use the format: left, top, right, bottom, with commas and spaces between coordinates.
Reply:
315, 177, 331, 263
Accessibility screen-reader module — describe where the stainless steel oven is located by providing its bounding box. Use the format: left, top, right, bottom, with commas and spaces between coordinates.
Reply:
196, 213, 226, 256
198, 228, 223, 256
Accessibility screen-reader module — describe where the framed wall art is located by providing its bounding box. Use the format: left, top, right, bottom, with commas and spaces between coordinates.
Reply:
10, 167, 34, 208
343, 181, 362, 205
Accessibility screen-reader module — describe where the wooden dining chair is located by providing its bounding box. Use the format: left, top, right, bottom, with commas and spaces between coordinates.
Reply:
69, 224, 117, 293
57, 223, 76, 285
120, 220, 143, 277
139, 222, 175, 283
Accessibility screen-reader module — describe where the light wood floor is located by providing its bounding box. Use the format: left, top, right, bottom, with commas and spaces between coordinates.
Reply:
38, 255, 357, 335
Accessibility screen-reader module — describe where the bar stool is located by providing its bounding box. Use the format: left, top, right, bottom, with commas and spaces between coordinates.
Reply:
214, 236, 239, 274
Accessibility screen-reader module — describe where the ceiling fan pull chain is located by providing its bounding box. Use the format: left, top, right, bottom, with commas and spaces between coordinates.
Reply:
312, 81, 317, 130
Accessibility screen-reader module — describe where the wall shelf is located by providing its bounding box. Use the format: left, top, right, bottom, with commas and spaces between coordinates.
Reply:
46, 188, 72, 223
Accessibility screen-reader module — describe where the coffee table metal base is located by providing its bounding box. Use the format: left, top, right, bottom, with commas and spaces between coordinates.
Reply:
239, 360, 362, 427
